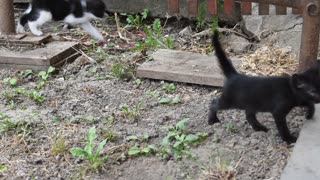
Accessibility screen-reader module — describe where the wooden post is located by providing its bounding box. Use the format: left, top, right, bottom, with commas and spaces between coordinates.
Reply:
0, 0, 16, 35
298, 0, 320, 72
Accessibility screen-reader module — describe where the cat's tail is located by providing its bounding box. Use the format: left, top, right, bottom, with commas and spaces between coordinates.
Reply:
212, 30, 237, 78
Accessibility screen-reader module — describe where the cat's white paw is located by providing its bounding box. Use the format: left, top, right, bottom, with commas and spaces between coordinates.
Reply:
16, 23, 25, 33
31, 30, 43, 36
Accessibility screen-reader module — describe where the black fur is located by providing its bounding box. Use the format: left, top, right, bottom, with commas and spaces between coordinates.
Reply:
209, 31, 320, 143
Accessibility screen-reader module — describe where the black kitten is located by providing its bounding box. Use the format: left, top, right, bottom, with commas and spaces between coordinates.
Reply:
209, 31, 320, 143
16, 0, 106, 41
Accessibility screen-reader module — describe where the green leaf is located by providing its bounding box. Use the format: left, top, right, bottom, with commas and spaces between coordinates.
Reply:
173, 141, 182, 148
86, 126, 97, 143
128, 146, 141, 156
84, 144, 93, 155
172, 96, 181, 104
9, 78, 17, 86
47, 66, 55, 74
90, 66, 97, 73
176, 118, 189, 130
147, 144, 158, 151
86, 116, 94, 122
37, 81, 45, 89
142, 147, 151, 153
96, 139, 107, 153
160, 97, 171, 104
0, 164, 8, 172
161, 131, 176, 146
70, 147, 87, 157
127, 135, 139, 141
185, 134, 199, 142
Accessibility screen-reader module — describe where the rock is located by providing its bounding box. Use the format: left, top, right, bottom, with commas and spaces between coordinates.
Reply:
243, 15, 303, 56
222, 34, 251, 54
178, 26, 192, 36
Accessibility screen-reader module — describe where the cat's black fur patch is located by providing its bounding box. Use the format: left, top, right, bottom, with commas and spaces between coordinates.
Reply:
209, 31, 320, 143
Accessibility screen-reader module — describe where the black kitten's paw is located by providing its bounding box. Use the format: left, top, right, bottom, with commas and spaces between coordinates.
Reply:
306, 104, 315, 120
252, 125, 268, 132
306, 113, 314, 120
208, 118, 220, 125
283, 135, 297, 144
208, 111, 220, 125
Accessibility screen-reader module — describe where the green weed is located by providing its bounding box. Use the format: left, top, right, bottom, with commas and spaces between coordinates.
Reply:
111, 62, 134, 79
125, 9, 150, 29
70, 126, 108, 170
159, 118, 208, 160
119, 101, 143, 121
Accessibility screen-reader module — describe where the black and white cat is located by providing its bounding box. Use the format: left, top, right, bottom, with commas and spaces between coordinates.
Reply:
209, 30, 320, 143
16, 0, 106, 41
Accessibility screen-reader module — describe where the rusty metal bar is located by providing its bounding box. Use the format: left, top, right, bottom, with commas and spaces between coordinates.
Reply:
298, 0, 320, 71
259, 3, 270, 14
224, 0, 235, 15
276, 6, 287, 14
0, 0, 15, 35
241, 1, 252, 15
168, 0, 180, 15
207, 0, 217, 15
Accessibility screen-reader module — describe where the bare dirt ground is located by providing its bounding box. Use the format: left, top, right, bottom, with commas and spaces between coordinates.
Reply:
0, 7, 307, 180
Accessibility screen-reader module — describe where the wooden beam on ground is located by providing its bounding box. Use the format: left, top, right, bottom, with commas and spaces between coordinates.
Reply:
136, 49, 241, 87
280, 104, 320, 180
0, 41, 80, 70
0, 34, 52, 46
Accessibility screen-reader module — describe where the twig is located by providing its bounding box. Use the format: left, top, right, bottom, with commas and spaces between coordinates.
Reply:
114, 12, 130, 43
72, 47, 97, 64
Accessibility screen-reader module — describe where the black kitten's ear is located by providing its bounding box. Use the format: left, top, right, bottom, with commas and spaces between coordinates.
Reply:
292, 74, 307, 89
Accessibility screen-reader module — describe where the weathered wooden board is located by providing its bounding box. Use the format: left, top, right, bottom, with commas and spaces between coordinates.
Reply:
0, 41, 80, 70
280, 104, 320, 180
0, 34, 52, 46
136, 49, 241, 87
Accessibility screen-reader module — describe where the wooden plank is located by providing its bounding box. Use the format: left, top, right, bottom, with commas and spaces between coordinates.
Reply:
187, 0, 198, 17
168, 0, 179, 15
0, 41, 79, 70
280, 104, 320, 180
241, 1, 252, 15
207, 0, 217, 15
276, 6, 287, 15
292, 8, 303, 14
224, 0, 235, 15
136, 49, 241, 87
0, 35, 52, 45
259, 3, 269, 15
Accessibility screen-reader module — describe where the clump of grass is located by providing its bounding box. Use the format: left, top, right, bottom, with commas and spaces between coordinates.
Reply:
111, 62, 134, 79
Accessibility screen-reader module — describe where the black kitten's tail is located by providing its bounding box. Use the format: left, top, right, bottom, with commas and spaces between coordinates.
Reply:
212, 31, 237, 78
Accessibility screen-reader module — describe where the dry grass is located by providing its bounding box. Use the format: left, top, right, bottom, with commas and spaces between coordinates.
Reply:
239, 46, 298, 76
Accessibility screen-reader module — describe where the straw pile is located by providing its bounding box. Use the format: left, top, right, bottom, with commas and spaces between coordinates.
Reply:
238, 46, 298, 76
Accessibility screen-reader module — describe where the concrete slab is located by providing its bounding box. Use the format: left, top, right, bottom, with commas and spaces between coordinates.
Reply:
136, 49, 241, 87
0, 41, 79, 70
280, 104, 320, 180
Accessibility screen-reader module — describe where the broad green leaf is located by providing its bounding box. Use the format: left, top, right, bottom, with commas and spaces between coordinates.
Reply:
127, 135, 139, 141
147, 144, 158, 151
70, 147, 87, 157
160, 97, 171, 104
176, 118, 189, 130
0, 164, 8, 172
142, 147, 151, 153
86, 126, 97, 143
173, 141, 182, 148
9, 78, 17, 86
47, 66, 55, 74
84, 144, 93, 155
172, 96, 180, 104
128, 146, 141, 156
96, 139, 107, 154
185, 134, 199, 142
161, 131, 176, 146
